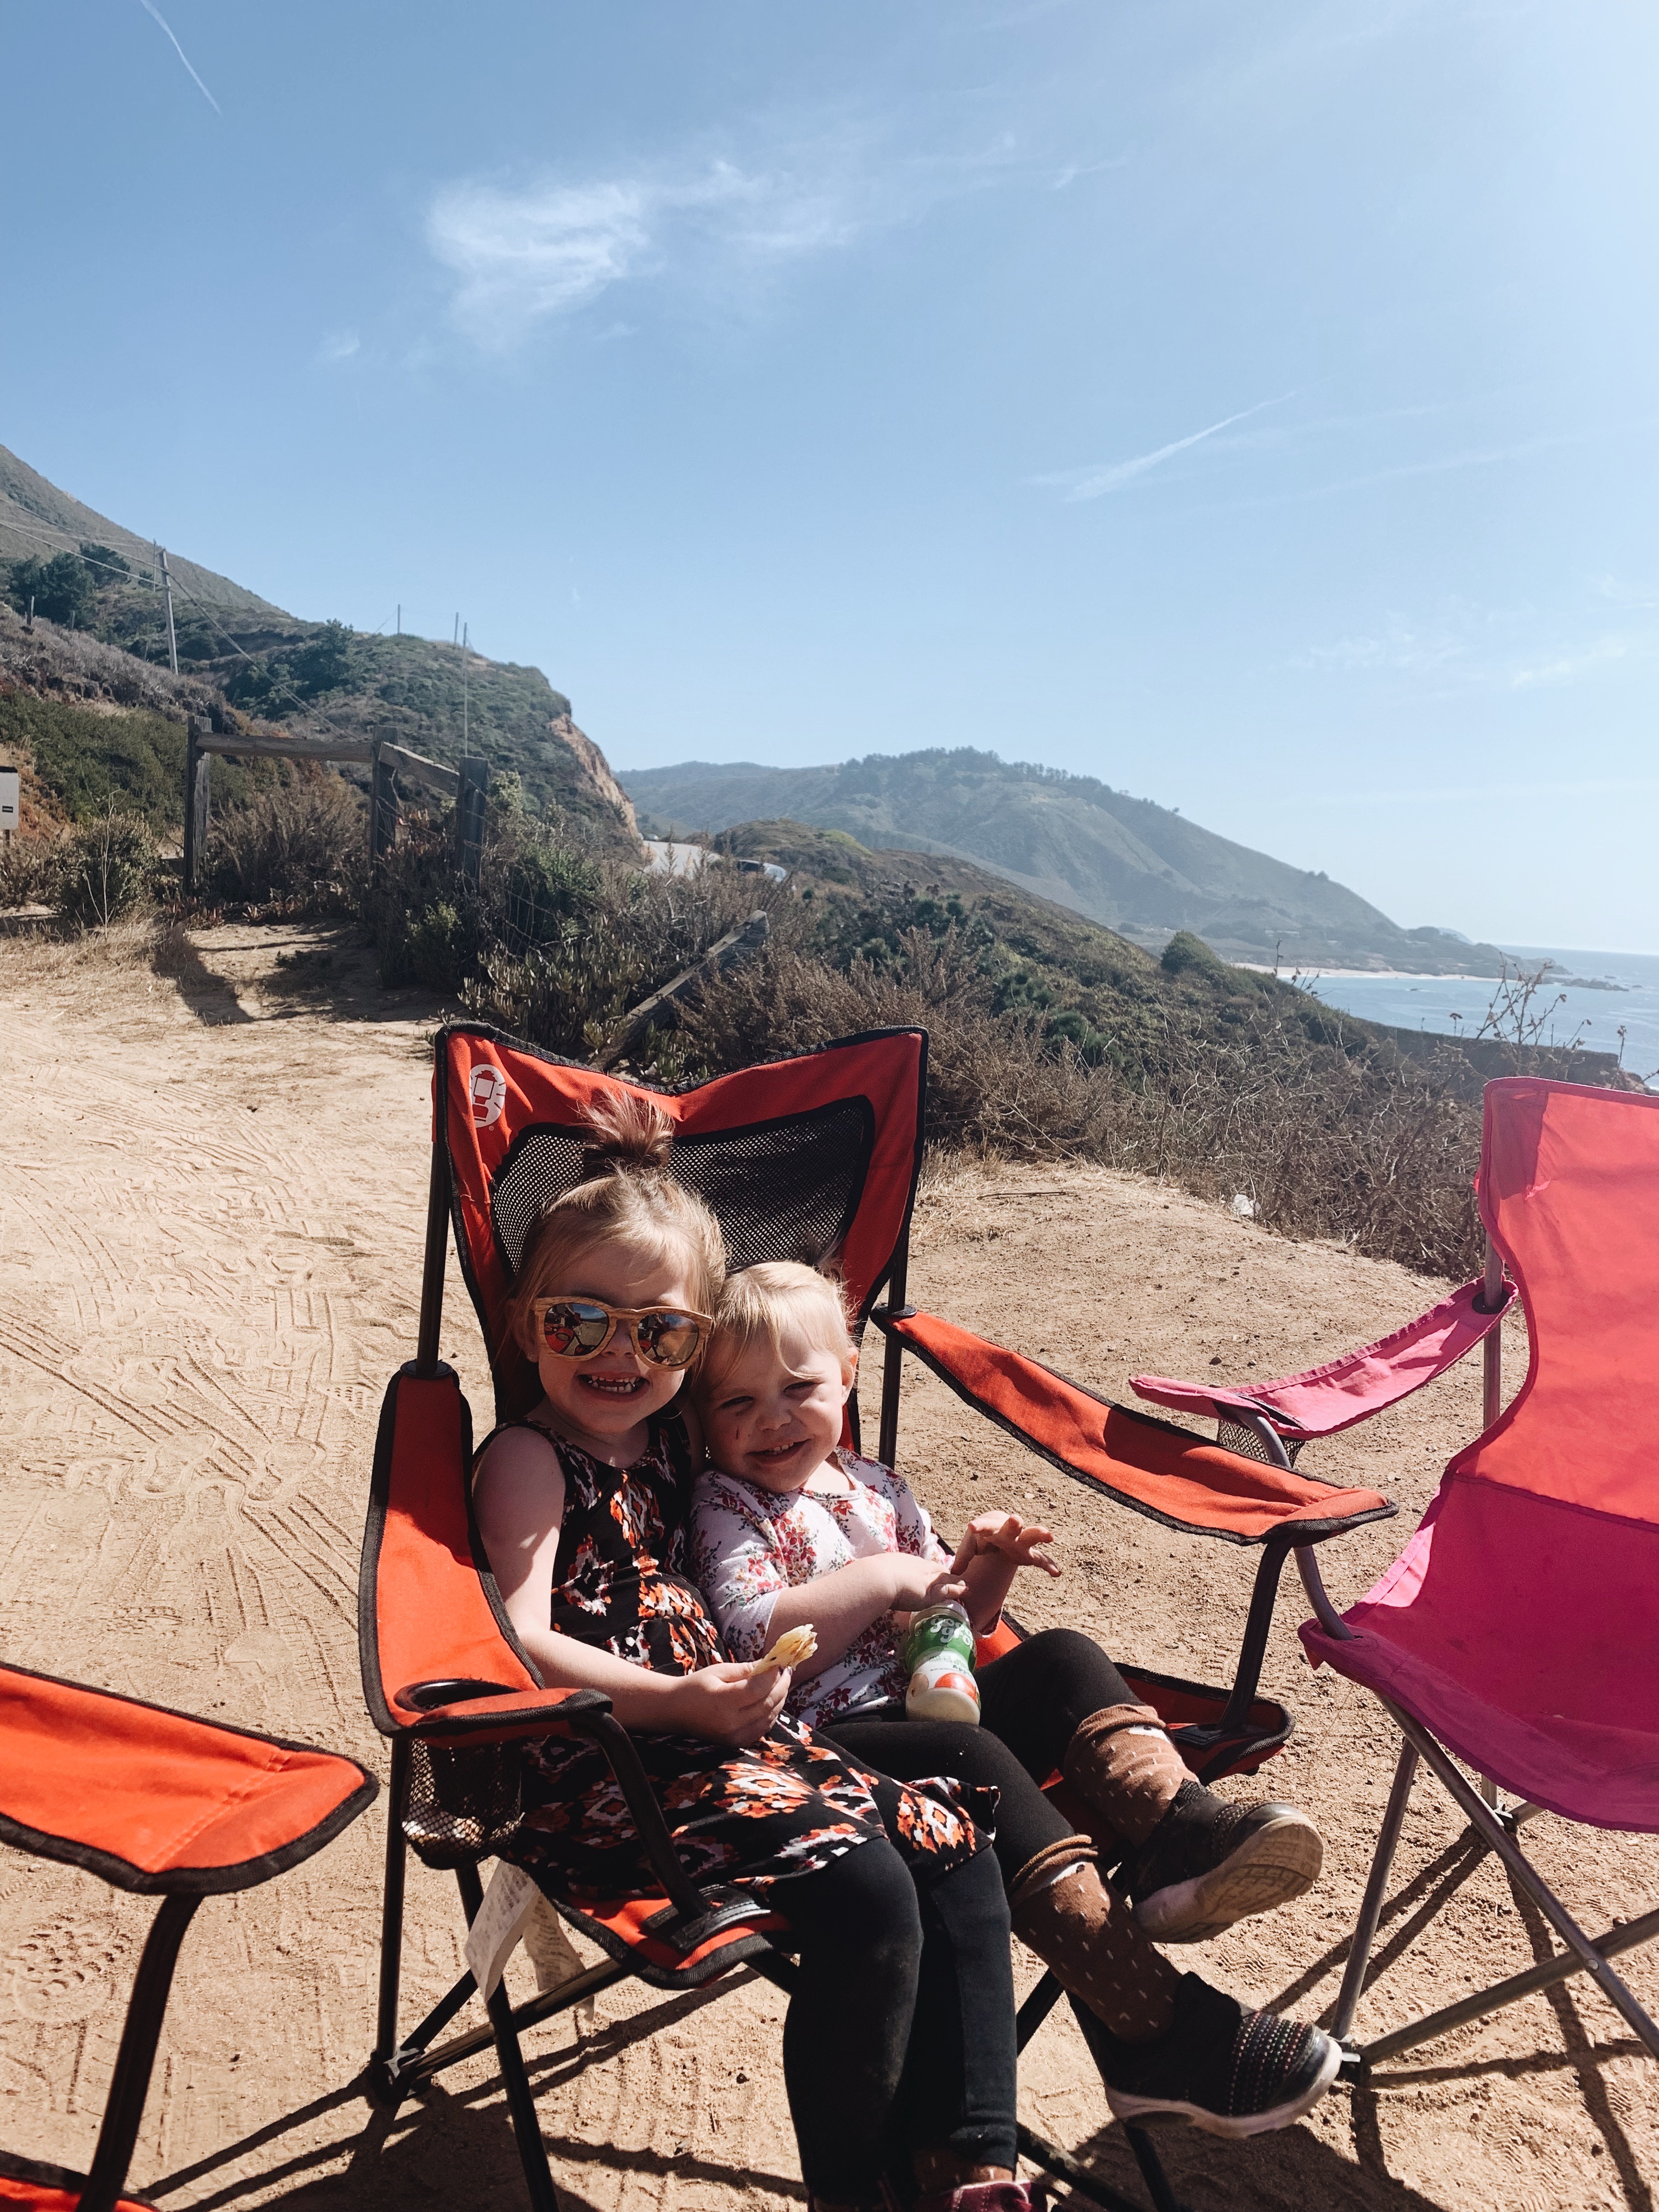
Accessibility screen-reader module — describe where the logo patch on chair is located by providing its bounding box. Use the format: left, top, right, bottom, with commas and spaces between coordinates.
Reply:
470, 1065, 507, 1128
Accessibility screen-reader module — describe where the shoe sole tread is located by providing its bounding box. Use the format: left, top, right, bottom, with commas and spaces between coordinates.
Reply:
1134, 1812, 1323, 1944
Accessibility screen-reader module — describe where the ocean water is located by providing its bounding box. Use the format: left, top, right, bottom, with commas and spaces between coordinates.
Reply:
1299, 945, 1659, 1088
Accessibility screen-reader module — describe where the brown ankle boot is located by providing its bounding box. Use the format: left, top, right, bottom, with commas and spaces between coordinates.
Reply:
1007, 1835, 1180, 2043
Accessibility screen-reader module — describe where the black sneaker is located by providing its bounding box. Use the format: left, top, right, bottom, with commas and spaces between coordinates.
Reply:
1122, 1779, 1322, 1943
1073, 1974, 1341, 2138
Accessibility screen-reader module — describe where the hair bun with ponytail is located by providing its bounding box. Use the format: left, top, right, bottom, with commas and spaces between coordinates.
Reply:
579, 1088, 676, 1180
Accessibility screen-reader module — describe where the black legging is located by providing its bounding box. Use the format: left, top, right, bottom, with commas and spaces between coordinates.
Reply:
823, 1628, 1136, 1885
775, 1839, 1017, 2199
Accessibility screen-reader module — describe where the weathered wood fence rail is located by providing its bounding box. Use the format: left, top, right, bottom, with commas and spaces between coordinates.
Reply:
182, 719, 490, 891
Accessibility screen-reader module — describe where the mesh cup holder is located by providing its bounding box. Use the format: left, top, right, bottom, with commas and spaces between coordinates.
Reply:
403, 1735, 526, 1869
1217, 1417, 1305, 1468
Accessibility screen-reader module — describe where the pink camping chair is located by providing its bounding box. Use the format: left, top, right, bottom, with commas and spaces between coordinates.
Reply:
1159, 1076, 1659, 2070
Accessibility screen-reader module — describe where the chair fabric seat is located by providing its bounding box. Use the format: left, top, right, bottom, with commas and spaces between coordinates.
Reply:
1301, 1472, 1659, 1832
0, 1667, 376, 1896
0, 2153, 155, 2212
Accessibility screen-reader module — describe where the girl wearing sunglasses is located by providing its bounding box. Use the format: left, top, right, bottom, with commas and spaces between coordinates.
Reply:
472, 1092, 1029, 2212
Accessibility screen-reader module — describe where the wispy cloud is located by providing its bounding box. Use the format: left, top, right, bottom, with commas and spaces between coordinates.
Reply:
317, 330, 360, 364
1292, 608, 1648, 692
429, 136, 1009, 351
136, 0, 219, 115
1033, 393, 1297, 502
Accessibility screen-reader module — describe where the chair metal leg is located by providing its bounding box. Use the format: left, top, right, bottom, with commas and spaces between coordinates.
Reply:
1360, 1900, 1659, 2067
1125, 2126, 1183, 2212
1014, 1979, 1191, 2212
79, 1893, 203, 2212
373, 1736, 411, 2073
1385, 1702, 1659, 2062
1015, 2124, 1172, 2212
455, 1861, 560, 2212
1331, 1737, 1419, 2041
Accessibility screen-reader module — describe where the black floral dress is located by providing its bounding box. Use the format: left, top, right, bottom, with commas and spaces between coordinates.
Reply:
479, 1407, 986, 1906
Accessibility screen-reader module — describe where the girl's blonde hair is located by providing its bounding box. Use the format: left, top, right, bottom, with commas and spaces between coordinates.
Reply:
695, 1261, 856, 1401
503, 1092, 726, 1358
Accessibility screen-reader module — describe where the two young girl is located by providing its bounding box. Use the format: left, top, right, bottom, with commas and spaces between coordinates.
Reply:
472, 1099, 1339, 2210
473, 1101, 1022, 2212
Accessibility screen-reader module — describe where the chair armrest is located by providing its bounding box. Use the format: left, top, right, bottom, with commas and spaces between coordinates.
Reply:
1130, 1276, 1515, 1442
392, 1677, 612, 1745
878, 1308, 1395, 1545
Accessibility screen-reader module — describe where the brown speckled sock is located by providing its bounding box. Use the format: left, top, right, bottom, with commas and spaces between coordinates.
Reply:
1062, 1703, 1189, 1847
1008, 1836, 1179, 2044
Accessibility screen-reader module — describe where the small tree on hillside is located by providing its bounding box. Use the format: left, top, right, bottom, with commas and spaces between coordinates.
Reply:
4, 551, 97, 628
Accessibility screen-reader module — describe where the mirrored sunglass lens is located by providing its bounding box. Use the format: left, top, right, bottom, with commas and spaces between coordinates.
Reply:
543, 1301, 611, 1354
639, 1313, 701, 1365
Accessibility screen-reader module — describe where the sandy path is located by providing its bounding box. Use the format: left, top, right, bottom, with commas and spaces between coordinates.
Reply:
0, 923, 1652, 2212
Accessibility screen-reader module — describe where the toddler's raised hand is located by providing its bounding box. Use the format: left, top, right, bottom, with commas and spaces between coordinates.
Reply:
952, 1512, 1060, 1578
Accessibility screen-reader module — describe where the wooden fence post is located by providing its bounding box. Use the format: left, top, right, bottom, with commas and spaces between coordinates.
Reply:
369, 738, 398, 866
182, 719, 210, 894
457, 755, 490, 887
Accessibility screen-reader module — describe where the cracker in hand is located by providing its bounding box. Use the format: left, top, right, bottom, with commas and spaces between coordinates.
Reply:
749, 1624, 817, 1680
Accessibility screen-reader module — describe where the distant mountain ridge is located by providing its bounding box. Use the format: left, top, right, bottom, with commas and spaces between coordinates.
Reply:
619, 751, 1504, 975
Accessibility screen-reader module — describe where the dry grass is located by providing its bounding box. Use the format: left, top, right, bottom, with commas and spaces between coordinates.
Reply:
684, 933, 1485, 1278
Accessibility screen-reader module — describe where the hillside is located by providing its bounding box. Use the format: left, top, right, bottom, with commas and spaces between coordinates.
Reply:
0, 447, 639, 855
621, 751, 1505, 976
0, 443, 282, 614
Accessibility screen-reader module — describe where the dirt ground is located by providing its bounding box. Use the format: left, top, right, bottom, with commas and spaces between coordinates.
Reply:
1, 919, 1654, 2212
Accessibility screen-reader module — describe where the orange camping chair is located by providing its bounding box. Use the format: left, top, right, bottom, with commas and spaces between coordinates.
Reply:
358, 1022, 1397, 2212
0, 1664, 375, 2212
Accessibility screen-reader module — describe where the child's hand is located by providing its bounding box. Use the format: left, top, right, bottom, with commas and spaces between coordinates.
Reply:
951, 1513, 1060, 1578
888, 1554, 969, 1615
664, 1661, 792, 1746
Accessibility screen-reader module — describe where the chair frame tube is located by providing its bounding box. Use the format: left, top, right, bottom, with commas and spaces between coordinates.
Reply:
80, 1892, 203, 2212
1335, 1704, 1659, 2067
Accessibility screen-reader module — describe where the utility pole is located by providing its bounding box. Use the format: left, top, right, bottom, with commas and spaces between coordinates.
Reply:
157, 546, 179, 674
453, 613, 459, 647
396, 603, 401, 635
461, 620, 469, 748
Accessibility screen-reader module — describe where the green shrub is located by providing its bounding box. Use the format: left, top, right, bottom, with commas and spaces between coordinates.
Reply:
0, 693, 187, 830
203, 774, 364, 907
52, 811, 155, 928
1160, 929, 1227, 978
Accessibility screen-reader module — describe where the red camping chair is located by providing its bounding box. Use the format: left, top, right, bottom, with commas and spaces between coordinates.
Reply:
1200, 1076, 1659, 2074
358, 1023, 1398, 2212
0, 1664, 375, 2212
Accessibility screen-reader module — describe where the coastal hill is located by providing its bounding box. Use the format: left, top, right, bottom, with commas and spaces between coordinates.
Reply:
621, 751, 1505, 977
0, 448, 639, 854
0, 443, 282, 614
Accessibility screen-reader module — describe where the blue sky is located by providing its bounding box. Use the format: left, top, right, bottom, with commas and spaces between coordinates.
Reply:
4, 1, 1656, 951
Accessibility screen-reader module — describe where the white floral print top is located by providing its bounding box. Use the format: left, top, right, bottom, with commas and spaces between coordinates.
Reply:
689, 1450, 951, 1729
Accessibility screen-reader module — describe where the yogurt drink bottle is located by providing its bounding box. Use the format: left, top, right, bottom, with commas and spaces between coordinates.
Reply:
903, 1601, 980, 1723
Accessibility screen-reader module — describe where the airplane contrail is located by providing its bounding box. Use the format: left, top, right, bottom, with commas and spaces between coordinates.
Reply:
1040, 393, 1296, 502
136, 0, 221, 115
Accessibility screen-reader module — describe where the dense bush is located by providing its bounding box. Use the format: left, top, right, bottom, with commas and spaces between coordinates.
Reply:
0, 692, 188, 829
51, 811, 155, 929
202, 772, 364, 907
4, 551, 95, 629
357, 804, 1502, 1278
